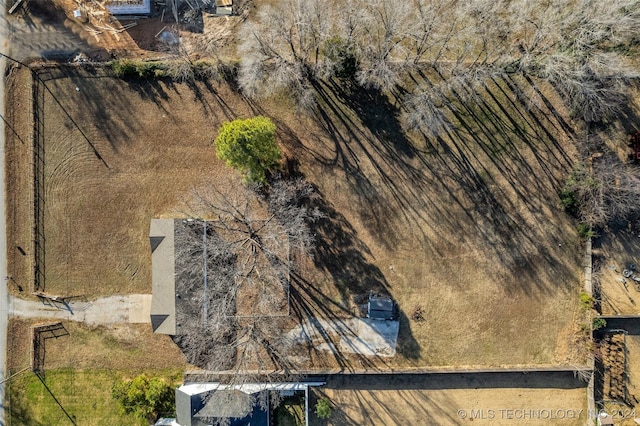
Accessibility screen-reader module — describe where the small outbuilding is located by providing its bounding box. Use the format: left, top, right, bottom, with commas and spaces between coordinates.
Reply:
367, 294, 395, 321
214, 0, 233, 15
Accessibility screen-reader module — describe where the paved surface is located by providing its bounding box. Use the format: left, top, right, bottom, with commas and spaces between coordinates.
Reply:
0, 0, 10, 423
287, 318, 400, 357
8, 20, 88, 61
9, 294, 152, 325
0, 1, 92, 62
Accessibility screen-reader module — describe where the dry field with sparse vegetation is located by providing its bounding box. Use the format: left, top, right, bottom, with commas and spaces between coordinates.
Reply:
5, 61, 587, 372
7, 319, 186, 372
312, 373, 588, 426
7, 0, 640, 424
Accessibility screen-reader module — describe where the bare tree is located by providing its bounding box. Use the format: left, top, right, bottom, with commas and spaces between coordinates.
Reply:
504, 0, 639, 122
407, 0, 459, 66
562, 151, 640, 227
348, 0, 414, 90
236, 0, 639, 127
400, 83, 452, 136
237, 0, 332, 106
238, 0, 459, 94
173, 219, 238, 370
267, 177, 324, 253
164, 42, 223, 83
174, 178, 321, 383
539, 52, 638, 122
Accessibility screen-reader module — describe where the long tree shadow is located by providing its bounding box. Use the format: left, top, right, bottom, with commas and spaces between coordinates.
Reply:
35, 372, 77, 425
325, 80, 418, 160
35, 66, 116, 161
430, 76, 569, 280
308, 189, 387, 298
308, 69, 581, 297
286, 176, 421, 370
40, 66, 144, 151
308, 80, 431, 250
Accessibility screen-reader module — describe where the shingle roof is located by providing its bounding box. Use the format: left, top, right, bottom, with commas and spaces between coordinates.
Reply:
150, 219, 176, 334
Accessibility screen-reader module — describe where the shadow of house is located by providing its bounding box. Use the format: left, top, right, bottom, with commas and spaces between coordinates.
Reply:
174, 382, 324, 426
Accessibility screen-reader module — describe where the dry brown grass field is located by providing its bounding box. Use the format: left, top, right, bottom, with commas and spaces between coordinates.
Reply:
5, 63, 585, 370
312, 372, 588, 426
7, 318, 186, 371
5, 65, 33, 296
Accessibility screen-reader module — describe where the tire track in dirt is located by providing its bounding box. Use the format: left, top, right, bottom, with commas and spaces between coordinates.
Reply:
45, 125, 95, 217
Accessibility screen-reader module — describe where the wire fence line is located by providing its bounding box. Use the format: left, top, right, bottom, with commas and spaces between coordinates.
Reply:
31, 70, 45, 293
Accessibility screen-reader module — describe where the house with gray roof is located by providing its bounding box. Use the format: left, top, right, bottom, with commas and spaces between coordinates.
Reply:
171, 382, 324, 426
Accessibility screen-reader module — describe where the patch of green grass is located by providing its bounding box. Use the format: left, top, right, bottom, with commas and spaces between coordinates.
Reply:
579, 292, 595, 310
8, 369, 182, 426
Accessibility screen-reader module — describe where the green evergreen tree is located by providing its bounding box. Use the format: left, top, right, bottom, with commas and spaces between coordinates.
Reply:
315, 398, 332, 419
111, 374, 175, 422
214, 116, 281, 183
